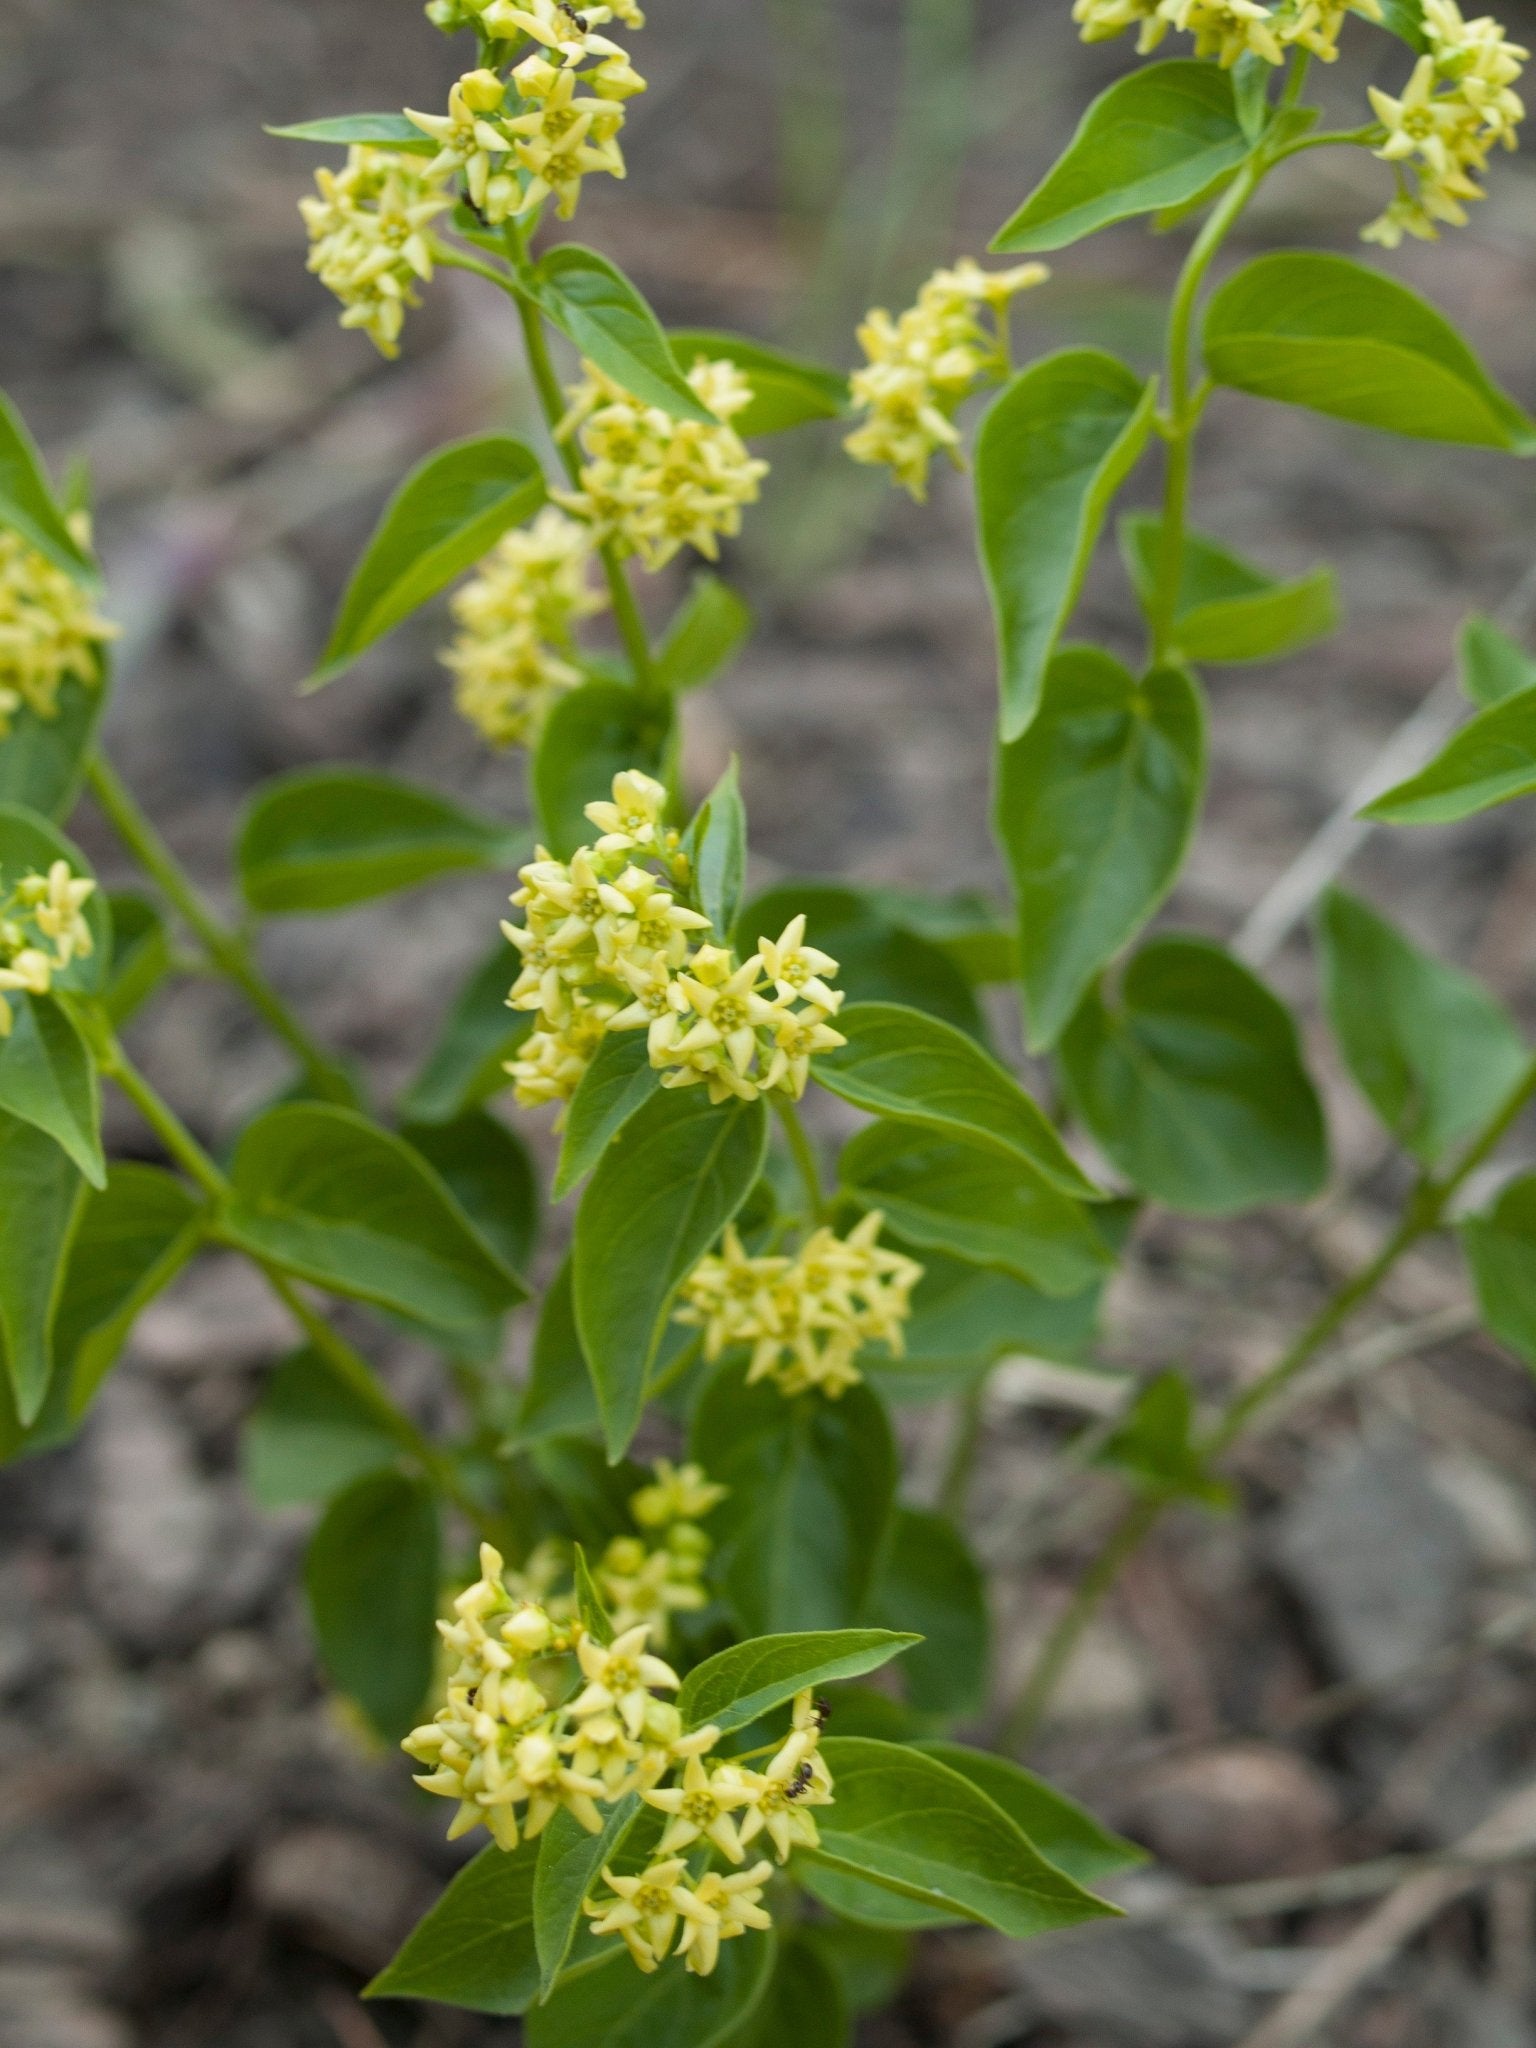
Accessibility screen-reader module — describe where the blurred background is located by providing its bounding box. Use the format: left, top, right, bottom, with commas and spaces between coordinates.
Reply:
4, 1, 1536, 2043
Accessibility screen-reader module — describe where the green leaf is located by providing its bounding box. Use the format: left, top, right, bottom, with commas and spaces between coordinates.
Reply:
0, 1110, 84, 1424
869, 1508, 989, 1721
533, 680, 674, 860
401, 935, 529, 1124
690, 1375, 897, 1635
0, 391, 95, 580
532, 246, 714, 423
839, 1121, 1109, 1297
736, 884, 986, 1040
668, 328, 850, 435
401, 1107, 539, 1276
572, 1543, 616, 1644
0, 806, 110, 990
1231, 49, 1272, 140
798, 1921, 909, 2017
1362, 683, 1536, 824
911, 1745, 1144, 1886
103, 893, 172, 1025
992, 62, 1250, 254
304, 1468, 439, 1742
996, 647, 1206, 1050
874, 1246, 1110, 1398
526, 1932, 775, 2048
265, 112, 438, 151
0, 996, 104, 1185
806, 1738, 1115, 1937
1119, 514, 1339, 665
677, 1629, 919, 1737
868, 888, 1017, 986
310, 436, 546, 687
18, 1165, 203, 1451
815, 1002, 1097, 1199
1203, 252, 1536, 451
976, 350, 1157, 740
368, 1840, 542, 2015
683, 757, 747, 941
1060, 937, 1329, 1214
1463, 1176, 1536, 1370
514, 1257, 601, 1443
574, 1088, 766, 1459
1319, 888, 1529, 1165
655, 573, 753, 693
244, 1345, 398, 1508
1099, 1369, 1232, 1506
237, 769, 524, 915
533, 1797, 640, 2000
554, 1031, 661, 1200
730, 1933, 850, 2048
222, 1103, 526, 1330
0, 667, 107, 822
1460, 615, 1536, 708
1377, 0, 1428, 49
797, 1862, 959, 1931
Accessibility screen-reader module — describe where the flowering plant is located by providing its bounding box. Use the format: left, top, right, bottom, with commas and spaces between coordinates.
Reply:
3, 0, 1536, 2037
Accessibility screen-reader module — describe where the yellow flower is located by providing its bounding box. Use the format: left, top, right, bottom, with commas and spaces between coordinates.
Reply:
642, 1752, 753, 1862
630, 1459, 728, 1529
300, 145, 452, 357
555, 360, 769, 571
1072, 0, 1170, 49
0, 859, 97, 1038
0, 524, 116, 738
506, 990, 619, 1107
713, 1699, 836, 1863
581, 1858, 713, 1974
846, 259, 1047, 500
443, 507, 606, 750
676, 1863, 775, 1977
584, 768, 674, 856
1157, 0, 1286, 65
568, 1621, 681, 1736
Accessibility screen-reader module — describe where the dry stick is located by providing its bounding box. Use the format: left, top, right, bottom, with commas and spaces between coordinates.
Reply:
1233, 1778, 1536, 2048
1235, 556, 1536, 968
1139, 1833, 1536, 1926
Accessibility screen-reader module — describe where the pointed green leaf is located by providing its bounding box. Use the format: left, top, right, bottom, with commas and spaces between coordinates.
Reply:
1203, 252, 1536, 451
873, 1245, 1112, 1398
533, 246, 714, 422
993, 62, 1250, 254
996, 647, 1206, 1049
1120, 514, 1339, 664
1319, 888, 1529, 1164
402, 1107, 539, 1276
103, 893, 172, 1025
222, 1103, 526, 1329
1363, 683, 1536, 823
654, 572, 753, 693
0, 662, 108, 821
0, 391, 95, 580
1060, 936, 1329, 1214
266, 112, 437, 151
572, 1543, 616, 1645
870, 1509, 989, 1721
238, 769, 526, 914
1099, 1369, 1232, 1506
533, 1797, 641, 1999
912, 1745, 1144, 1885
677, 1629, 919, 1736
0, 1109, 84, 1423
1463, 1175, 1536, 1371
977, 350, 1157, 740
690, 1375, 897, 1635
815, 1002, 1097, 1198
683, 756, 747, 941
839, 1121, 1109, 1297
573, 1087, 766, 1458
525, 1931, 775, 2048
514, 1257, 600, 1443
806, 1738, 1115, 1937
368, 1841, 542, 2015
0, 996, 103, 1185
1460, 615, 1536, 707
310, 436, 546, 687
305, 1468, 439, 1742
554, 1030, 661, 1199
731, 1932, 850, 2048
669, 328, 850, 434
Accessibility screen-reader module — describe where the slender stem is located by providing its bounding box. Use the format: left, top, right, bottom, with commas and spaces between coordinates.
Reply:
775, 1096, 829, 1222
86, 754, 354, 1104
1008, 1053, 1536, 1749
98, 1028, 496, 1537
938, 1376, 985, 1523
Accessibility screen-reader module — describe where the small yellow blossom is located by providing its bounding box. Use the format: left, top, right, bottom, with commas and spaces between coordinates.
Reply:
642, 1752, 753, 1862
0, 860, 97, 1039
630, 1459, 728, 1529
1072, 0, 1170, 49
0, 522, 116, 739
568, 1621, 681, 1736
442, 508, 606, 749
300, 145, 452, 357
845, 259, 1048, 500
1158, 0, 1286, 64
581, 1857, 714, 1974
676, 1864, 775, 1977
555, 359, 769, 572
1074, 0, 1382, 64
712, 1689, 836, 1862
676, 1213, 924, 1399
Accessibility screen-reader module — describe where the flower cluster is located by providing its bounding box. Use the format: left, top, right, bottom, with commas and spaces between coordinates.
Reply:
1364, 0, 1527, 246
676, 1213, 924, 1399
403, 1545, 716, 1852
845, 259, 1048, 500
406, 0, 644, 230
503, 771, 846, 1110
299, 146, 453, 358
555, 358, 769, 571
1072, 0, 1382, 66
581, 1688, 835, 1975
591, 1459, 727, 1647
0, 861, 97, 1038
441, 508, 606, 747
0, 523, 116, 740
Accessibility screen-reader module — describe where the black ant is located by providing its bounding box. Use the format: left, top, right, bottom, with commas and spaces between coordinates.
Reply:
558, 1, 590, 28
784, 1763, 816, 1802
812, 1697, 832, 1730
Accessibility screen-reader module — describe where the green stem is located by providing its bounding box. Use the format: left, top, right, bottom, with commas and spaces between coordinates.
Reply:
939, 1376, 985, 1523
1007, 1052, 1536, 1750
86, 753, 354, 1104
98, 1028, 496, 1538
775, 1096, 829, 1223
